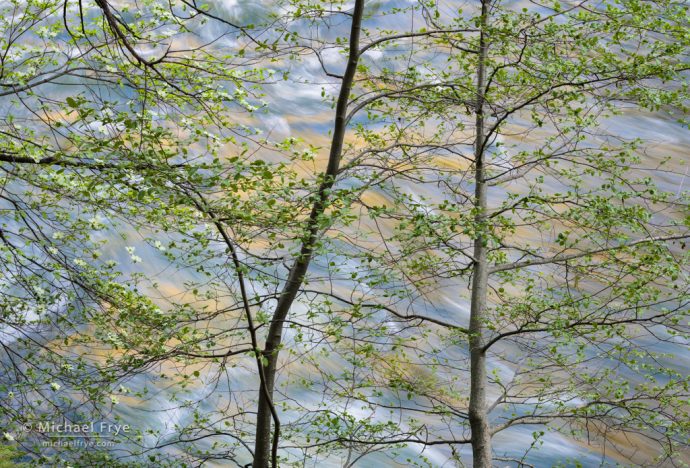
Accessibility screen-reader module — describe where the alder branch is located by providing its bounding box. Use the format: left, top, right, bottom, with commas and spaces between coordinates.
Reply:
184, 189, 282, 467
346, 82, 475, 124
482, 302, 687, 352
300, 288, 469, 333
358, 28, 479, 57
489, 234, 690, 274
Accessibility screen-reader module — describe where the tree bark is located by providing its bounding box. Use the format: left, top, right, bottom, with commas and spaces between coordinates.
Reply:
252, 1, 365, 466
468, 0, 492, 467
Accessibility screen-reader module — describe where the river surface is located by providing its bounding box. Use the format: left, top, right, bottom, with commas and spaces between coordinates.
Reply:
1, 0, 688, 466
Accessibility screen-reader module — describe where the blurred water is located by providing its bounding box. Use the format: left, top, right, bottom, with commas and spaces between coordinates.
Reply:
0, 0, 687, 466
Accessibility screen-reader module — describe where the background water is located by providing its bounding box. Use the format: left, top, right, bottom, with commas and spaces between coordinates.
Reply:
0, 0, 688, 466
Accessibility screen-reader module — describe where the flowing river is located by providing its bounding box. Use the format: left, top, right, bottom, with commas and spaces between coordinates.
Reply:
0, 0, 688, 466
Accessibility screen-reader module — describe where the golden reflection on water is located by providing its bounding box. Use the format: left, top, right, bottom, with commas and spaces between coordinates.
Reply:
63, 104, 684, 464
30, 28, 687, 466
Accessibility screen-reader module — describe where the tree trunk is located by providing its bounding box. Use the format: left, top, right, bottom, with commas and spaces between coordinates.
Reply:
468, 1, 492, 467
252, 1, 365, 466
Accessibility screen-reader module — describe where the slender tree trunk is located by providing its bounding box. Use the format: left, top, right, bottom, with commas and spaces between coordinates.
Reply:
252, 2, 365, 466
468, 1, 492, 467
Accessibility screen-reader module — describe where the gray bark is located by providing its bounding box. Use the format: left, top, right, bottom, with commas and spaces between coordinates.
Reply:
468, 0, 493, 467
